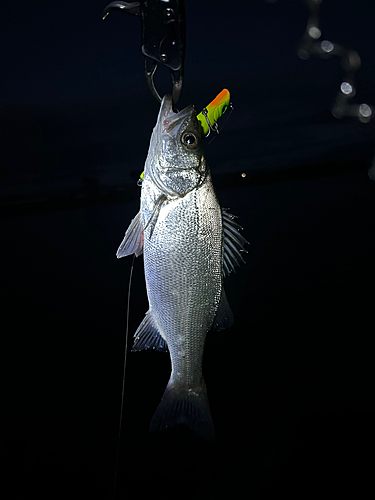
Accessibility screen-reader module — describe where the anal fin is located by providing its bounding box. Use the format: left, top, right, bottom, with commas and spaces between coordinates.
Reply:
132, 310, 168, 352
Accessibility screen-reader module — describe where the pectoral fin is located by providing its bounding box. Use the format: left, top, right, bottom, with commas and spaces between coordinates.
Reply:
132, 310, 168, 352
212, 288, 234, 331
144, 194, 167, 238
116, 211, 144, 258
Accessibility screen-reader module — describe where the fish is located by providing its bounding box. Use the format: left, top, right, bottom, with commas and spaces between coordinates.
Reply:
116, 94, 248, 441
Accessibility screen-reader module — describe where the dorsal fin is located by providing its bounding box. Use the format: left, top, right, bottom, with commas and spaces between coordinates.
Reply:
222, 208, 249, 278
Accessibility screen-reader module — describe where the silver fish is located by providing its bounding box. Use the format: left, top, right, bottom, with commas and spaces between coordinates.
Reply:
117, 95, 248, 440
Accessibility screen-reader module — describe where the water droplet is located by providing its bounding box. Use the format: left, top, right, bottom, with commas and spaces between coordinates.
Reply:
359, 103, 372, 118
340, 82, 353, 95
321, 40, 334, 53
308, 26, 321, 39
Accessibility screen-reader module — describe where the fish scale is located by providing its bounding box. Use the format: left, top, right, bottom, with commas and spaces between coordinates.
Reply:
142, 172, 222, 389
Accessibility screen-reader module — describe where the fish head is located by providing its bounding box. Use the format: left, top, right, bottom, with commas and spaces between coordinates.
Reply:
148, 94, 206, 197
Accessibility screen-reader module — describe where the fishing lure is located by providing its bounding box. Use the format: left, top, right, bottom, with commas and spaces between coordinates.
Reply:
196, 88, 231, 137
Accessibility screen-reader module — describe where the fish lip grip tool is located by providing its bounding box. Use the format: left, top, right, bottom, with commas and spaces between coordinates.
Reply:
102, 0, 186, 104
197, 89, 232, 137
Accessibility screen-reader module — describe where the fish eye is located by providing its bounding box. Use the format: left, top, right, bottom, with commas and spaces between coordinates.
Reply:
181, 132, 199, 150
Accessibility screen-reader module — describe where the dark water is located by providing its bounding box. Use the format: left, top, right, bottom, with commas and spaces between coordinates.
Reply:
2, 0, 375, 496
2, 164, 374, 499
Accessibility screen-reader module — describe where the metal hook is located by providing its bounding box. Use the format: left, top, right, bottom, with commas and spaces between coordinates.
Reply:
201, 107, 220, 137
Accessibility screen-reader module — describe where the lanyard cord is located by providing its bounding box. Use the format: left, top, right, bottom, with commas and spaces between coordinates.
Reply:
112, 253, 135, 500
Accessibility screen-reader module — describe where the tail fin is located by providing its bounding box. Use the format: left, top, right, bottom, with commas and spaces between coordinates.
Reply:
149, 379, 215, 442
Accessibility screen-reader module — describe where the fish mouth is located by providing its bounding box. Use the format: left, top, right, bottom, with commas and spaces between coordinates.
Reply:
158, 95, 195, 133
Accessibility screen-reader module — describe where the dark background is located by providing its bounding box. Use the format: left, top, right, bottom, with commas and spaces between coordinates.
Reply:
2, 1, 375, 498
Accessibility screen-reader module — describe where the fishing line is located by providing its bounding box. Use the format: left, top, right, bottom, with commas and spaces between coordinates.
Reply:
112, 253, 135, 500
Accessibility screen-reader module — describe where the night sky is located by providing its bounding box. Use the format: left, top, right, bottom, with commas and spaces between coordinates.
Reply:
2, 1, 375, 498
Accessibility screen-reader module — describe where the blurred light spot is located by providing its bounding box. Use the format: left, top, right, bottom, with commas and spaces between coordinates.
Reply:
298, 48, 310, 60
368, 154, 375, 180
321, 40, 334, 53
308, 26, 321, 39
332, 105, 343, 119
241, 172, 246, 178
368, 164, 375, 181
348, 50, 361, 69
367, 156, 375, 181
340, 82, 353, 95
359, 104, 372, 118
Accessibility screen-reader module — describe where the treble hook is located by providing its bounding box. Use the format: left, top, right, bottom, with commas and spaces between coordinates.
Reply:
102, 0, 185, 104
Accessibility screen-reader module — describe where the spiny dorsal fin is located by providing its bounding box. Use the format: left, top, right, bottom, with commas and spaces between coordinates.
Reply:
132, 310, 168, 352
116, 211, 144, 258
222, 208, 249, 278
